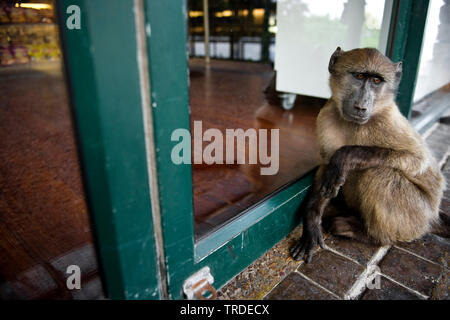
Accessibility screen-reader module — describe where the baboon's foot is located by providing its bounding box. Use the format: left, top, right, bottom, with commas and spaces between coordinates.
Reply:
329, 216, 366, 241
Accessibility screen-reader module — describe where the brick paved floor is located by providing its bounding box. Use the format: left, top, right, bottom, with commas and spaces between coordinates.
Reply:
217, 121, 450, 300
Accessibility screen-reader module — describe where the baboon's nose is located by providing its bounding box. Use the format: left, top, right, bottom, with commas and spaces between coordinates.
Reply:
354, 104, 367, 111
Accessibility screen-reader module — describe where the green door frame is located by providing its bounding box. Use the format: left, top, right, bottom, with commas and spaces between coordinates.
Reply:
58, 0, 430, 299
386, 0, 430, 118
57, 0, 162, 299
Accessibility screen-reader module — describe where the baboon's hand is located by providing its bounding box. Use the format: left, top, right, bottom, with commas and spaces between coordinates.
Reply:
319, 162, 346, 199
290, 224, 325, 263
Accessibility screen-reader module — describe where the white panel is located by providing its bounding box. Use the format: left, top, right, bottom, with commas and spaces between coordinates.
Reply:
414, 0, 450, 102
243, 43, 262, 61
215, 42, 231, 59
275, 0, 391, 98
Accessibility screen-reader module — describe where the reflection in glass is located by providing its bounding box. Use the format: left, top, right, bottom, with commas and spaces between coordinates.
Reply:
188, 0, 277, 62
187, 0, 393, 239
275, 0, 392, 98
414, 0, 450, 102
0, 1, 104, 299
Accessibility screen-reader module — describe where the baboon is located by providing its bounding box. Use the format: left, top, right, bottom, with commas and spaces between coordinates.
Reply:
291, 47, 446, 262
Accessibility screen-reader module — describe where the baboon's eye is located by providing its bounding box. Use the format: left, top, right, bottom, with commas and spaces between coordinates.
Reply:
357, 73, 365, 79
372, 77, 381, 84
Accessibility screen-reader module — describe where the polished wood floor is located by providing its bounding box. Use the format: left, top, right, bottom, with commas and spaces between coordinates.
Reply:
0, 63, 103, 299
0, 59, 322, 299
190, 59, 323, 238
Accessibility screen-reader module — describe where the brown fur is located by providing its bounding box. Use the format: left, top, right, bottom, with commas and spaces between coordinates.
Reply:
319, 48, 445, 245
291, 48, 446, 262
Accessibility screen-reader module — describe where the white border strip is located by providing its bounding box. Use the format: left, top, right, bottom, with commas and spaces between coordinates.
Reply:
134, 0, 168, 299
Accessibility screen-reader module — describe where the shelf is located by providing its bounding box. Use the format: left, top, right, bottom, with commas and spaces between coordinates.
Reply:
0, 22, 56, 27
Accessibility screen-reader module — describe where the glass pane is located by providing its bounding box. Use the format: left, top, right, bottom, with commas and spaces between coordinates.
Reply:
0, 1, 104, 299
413, 0, 450, 103
275, 0, 391, 98
187, 0, 393, 239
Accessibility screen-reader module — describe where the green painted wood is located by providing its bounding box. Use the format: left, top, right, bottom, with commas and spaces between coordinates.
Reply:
193, 171, 315, 289
386, 0, 430, 118
386, 0, 412, 63
195, 173, 314, 261
182, 172, 314, 300
142, 0, 196, 298
57, 0, 161, 299
142, 1, 318, 299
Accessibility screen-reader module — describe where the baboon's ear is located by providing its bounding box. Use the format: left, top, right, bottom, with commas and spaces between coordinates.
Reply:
328, 47, 343, 73
393, 61, 403, 83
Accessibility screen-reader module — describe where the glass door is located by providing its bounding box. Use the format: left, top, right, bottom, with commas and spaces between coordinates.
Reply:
186, 0, 395, 242
0, 0, 104, 300
56, 0, 430, 300
410, 0, 450, 133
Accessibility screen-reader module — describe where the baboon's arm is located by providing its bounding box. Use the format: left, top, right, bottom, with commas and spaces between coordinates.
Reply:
292, 145, 423, 262
291, 165, 329, 262
319, 145, 424, 198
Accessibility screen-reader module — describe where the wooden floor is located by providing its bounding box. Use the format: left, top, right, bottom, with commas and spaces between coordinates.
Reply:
0, 59, 323, 299
190, 59, 323, 238
0, 63, 103, 299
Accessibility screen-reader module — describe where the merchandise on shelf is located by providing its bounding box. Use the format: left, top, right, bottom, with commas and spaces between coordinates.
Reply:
0, 45, 15, 66
0, 6, 54, 25
0, 24, 61, 66
0, 8, 10, 24
0, 3, 60, 66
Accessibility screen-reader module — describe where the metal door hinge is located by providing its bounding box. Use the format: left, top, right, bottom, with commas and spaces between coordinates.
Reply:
182, 266, 217, 300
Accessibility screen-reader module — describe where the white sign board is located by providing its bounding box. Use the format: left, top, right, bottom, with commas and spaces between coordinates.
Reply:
275, 0, 393, 99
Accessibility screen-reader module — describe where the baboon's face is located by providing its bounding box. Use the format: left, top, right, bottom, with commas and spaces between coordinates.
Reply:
328, 47, 402, 124
338, 70, 385, 124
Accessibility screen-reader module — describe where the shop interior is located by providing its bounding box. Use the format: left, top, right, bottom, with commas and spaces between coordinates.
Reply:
188, 0, 390, 239
0, 0, 103, 299
0, 0, 448, 299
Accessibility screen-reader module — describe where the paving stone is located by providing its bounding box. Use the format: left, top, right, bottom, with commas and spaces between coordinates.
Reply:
379, 247, 443, 297
325, 235, 380, 265
443, 167, 450, 200
264, 272, 338, 300
360, 275, 423, 300
297, 249, 364, 298
444, 156, 450, 173
443, 160, 450, 175
430, 270, 450, 300
444, 187, 450, 204
396, 234, 450, 267
217, 227, 304, 300
425, 124, 450, 165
